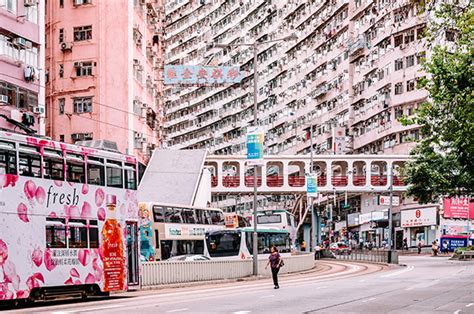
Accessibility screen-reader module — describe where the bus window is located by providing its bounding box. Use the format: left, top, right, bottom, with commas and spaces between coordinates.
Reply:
182, 209, 196, 224
66, 153, 85, 183
87, 157, 105, 186
257, 214, 281, 224
19, 147, 41, 178
246, 232, 268, 254
124, 163, 137, 190
89, 220, 99, 248
46, 218, 67, 249
268, 232, 291, 253
164, 207, 182, 223
209, 210, 224, 225
206, 231, 241, 258
152, 206, 165, 222
106, 160, 123, 188
0, 141, 17, 174
195, 209, 210, 224
68, 219, 88, 248
43, 149, 64, 181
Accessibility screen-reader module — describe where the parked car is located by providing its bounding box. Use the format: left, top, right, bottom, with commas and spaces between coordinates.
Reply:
166, 255, 211, 262
330, 242, 352, 255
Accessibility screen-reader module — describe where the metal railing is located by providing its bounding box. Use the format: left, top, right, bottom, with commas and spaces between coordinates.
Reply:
334, 249, 396, 264
141, 253, 314, 287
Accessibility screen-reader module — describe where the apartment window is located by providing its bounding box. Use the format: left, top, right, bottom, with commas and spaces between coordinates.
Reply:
406, 80, 416, 92
395, 82, 404, 95
75, 61, 93, 77
394, 58, 403, 71
394, 35, 403, 47
3, 0, 16, 13
59, 64, 64, 78
73, 25, 92, 41
404, 31, 415, 44
133, 28, 143, 47
416, 27, 425, 40
60, 0, 64, 7
59, 29, 64, 43
59, 135, 65, 142
73, 97, 93, 114
25, 4, 38, 23
406, 55, 415, 67
417, 52, 426, 64
74, 0, 92, 5
59, 98, 65, 114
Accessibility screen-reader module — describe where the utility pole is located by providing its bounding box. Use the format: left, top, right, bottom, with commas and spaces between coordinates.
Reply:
252, 42, 258, 276
388, 166, 394, 260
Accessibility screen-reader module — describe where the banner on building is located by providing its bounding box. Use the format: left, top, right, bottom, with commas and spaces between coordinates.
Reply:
443, 197, 474, 219
332, 127, 346, 155
401, 207, 437, 227
306, 175, 318, 197
246, 127, 264, 166
164, 65, 243, 85
359, 211, 385, 224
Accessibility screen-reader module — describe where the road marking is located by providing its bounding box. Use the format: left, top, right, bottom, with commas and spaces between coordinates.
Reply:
166, 308, 189, 313
260, 295, 275, 299
453, 310, 461, 314
233, 311, 251, 314
380, 265, 414, 278
467, 303, 474, 307
52, 304, 122, 313
405, 279, 440, 291
362, 297, 376, 303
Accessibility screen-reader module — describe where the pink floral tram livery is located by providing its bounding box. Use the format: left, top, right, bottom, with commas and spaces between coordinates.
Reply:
0, 131, 140, 302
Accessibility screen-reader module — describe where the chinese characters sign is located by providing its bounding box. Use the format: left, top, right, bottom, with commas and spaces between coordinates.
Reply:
164, 65, 243, 85
443, 197, 474, 219
401, 207, 437, 227
246, 127, 264, 166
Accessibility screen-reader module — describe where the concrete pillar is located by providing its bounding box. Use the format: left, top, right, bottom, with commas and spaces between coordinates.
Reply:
303, 224, 311, 253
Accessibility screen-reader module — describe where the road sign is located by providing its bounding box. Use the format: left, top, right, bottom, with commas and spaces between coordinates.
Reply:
379, 195, 400, 206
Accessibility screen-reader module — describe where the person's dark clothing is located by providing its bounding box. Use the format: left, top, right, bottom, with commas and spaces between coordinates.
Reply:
271, 267, 280, 287
269, 252, 281, 269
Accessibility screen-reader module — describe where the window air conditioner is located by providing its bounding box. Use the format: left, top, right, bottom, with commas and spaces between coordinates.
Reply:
74, 62, 82, 68
71, 134, 81, 140
74, 0, 84, 6
61, 42, 73, 51
0, 95, 9, 104
14, 37, 28, 47
24, 0, 36, 7
33, 107, 45, 114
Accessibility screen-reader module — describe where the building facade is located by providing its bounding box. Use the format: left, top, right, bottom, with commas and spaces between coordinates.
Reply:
45, 0, 164, 163
0, 0, 46, 135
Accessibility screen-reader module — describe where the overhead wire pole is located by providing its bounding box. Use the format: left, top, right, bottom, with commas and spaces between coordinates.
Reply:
214, 33, 297, 276
388, 165, 394, 260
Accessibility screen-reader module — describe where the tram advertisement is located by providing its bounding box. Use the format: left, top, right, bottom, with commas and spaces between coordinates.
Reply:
0, 175, 138, 299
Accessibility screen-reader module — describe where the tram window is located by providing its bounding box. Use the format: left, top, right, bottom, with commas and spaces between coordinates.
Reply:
89, 220, 99, 248
182, 209, 196, 224
67, 153, 85, 183
19, 152, 41, 178
0, 149, 16, 175
46, 218, 67, 249
43, 150, 64, 181
87, 157, 105, 186
124, 163, 137, 190
152, 206, 164, 222
106, 160, 123, 188
68, 219, 88, 248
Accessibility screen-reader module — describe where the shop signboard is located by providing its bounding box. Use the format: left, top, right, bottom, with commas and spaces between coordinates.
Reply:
379, 195, 400, 206
443, 197, 474, 219
246, 127, 264, 166
347, 213, 360, 227
164, 224, 222, 240
359, 211, 385, 224
401, 207, 437, 227
306, 175, 318, 197
440, 235, 471, 252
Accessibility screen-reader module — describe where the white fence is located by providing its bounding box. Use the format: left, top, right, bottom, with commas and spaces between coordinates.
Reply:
141, 254, 314, 287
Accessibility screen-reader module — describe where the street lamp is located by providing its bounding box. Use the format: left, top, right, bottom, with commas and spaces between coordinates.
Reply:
214, 33, 297, 276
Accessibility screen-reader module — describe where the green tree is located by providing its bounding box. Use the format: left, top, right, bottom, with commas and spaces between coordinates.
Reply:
402, 1, 474, 203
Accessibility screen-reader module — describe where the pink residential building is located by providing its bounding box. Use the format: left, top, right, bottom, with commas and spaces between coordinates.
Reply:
0, 0, 46, 135
45, 0, 164, 164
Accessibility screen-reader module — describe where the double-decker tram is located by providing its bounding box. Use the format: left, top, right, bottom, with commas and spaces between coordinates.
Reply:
0, 131, 139, 303
138, 202, 226, 261
204, 228, 291, 260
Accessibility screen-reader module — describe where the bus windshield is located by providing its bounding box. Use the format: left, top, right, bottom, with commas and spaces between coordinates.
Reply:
257, 214, 282, 224
245, 231, 291, 254
206, 231, 241, 258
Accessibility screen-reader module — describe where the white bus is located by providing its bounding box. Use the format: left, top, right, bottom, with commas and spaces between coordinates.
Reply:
204, 228, 291, 260
139, 202, 226, 261
255, 210, 297, 241
0, 131, 139, 303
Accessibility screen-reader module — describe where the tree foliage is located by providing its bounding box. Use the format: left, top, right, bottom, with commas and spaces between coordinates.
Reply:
402, 0, 474, 203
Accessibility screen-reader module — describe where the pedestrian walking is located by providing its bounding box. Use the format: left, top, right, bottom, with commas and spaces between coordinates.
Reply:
403, 238, 408, 250
265, 246, 283, 289
301, 240, 307, 252
417, 241, 422, 254
431, 241, 438, 256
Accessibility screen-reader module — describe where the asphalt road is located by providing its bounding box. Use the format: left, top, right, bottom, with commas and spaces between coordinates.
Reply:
5, 256, 474, 313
